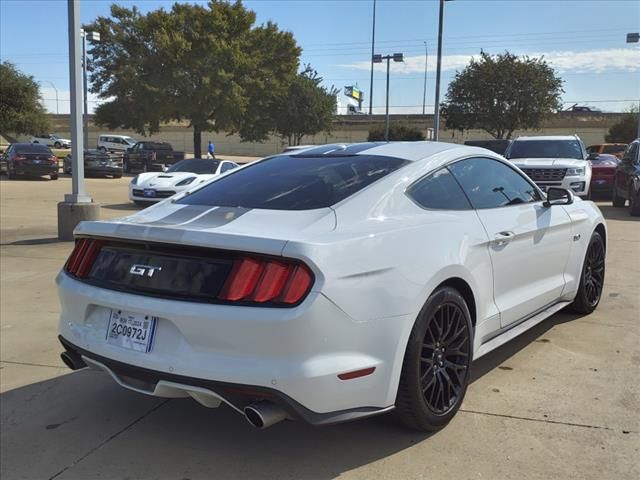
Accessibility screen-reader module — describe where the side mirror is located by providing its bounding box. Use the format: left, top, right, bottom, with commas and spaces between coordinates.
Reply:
587, 152, 599, 161
544, 187, 574, 207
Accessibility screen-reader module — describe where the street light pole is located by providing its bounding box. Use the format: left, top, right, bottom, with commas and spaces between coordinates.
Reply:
39, 81, 59, 114
433, 0, 451, 141
59, 0, 98, 241
422, 42, 428, 116
626, 32, 639, 137
385, 56, 391, 140
374, 53, 404, 142
368, 0, 377, 115
82, 30, 89, 149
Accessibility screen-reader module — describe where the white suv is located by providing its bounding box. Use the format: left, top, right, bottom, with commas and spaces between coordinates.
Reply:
98, 134, 136, 153
505, 135, 592, 198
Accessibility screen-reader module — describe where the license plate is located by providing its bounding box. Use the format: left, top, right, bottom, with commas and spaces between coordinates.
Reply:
106, 310, 157, 353
595, 179, 607, 185
143, 188, 156, 198
33, 159, 42, 164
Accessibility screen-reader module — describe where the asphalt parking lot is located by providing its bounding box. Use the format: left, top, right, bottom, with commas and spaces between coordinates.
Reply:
1, 175, 638, 480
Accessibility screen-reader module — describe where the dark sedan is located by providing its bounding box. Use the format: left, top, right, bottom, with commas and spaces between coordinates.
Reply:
0, 143, 58, 180
589, 153, 619, 196
612, 139, 640, 216
64, 150, 123, 178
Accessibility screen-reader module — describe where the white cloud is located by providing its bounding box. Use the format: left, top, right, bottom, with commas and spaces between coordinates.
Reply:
340, 47, 640, 75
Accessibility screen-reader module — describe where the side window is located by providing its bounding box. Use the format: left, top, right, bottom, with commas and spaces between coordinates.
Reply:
448, 157, 541, 209
407, 167, 472, 210
220, 162, 238, 173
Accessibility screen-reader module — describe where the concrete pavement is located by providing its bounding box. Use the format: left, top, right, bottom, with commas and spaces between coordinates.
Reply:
1, 175, 638, 479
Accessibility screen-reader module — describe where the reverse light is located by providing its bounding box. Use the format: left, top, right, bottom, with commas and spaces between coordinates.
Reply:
218, 256, 314, 305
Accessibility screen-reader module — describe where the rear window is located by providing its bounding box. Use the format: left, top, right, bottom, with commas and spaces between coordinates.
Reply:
507, 140, 583, 160
167, 159, 219, 174
177, 155, 408, 210
16, 144, 51, 153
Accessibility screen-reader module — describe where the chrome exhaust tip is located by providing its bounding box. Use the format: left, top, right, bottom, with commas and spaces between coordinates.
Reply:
244, 401, 288, 429
60, 351, 86, 371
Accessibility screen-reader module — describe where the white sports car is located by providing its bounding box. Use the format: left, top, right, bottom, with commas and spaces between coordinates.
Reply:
129, 158, 239, 204
58, 142, 606, 431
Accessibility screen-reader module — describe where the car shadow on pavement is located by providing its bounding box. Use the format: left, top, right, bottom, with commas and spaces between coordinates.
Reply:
596, 204, 640, 222
0, 237, 60, 246
1, 312, 584, 479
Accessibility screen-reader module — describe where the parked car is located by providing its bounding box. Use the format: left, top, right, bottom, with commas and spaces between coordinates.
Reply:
98, 134, 137, 153
57, 142, 606, 432
123, 141, 185, 173
612, 138, 640, 216
505, 135, 592, 198
586, 143, 627, 160
30, 134, 71, 149
564, 104, 602, 113
588, 153, 619, 196
129, 158, 238, 205
1, 143, 58, 179
463, 139, 512, 155
63, 150, 123, 178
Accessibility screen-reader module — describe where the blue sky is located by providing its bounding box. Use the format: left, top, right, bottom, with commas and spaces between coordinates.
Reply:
1, 0, 639, 114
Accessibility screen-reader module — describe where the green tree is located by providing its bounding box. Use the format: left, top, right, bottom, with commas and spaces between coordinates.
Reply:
86, 1, 301, 157
275, 65, 338, 146
441, 51, 563, 139
367, 123, 426, 141
605, 106, 639, 143
0, 62, 49, 137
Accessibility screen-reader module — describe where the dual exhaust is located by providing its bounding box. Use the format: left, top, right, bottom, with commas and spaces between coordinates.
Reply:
61, 349, 287, 428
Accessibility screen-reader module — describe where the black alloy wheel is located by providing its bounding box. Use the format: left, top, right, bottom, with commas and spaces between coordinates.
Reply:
420, 303, 471, 415
630, 190, 640, 216
54, 141, 61, 148
571, 231, 605, 314
396, 286, 473, 431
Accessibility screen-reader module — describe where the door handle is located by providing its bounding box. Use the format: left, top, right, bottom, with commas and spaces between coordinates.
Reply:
494, 231, 515, 246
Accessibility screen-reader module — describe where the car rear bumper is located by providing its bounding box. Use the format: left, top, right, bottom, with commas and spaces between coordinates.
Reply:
13, 165, 57, 175
56, 271, 404, 418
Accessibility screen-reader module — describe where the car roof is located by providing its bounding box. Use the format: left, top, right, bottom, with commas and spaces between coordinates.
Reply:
291, 141, 469, 162
513, 135, 579, 142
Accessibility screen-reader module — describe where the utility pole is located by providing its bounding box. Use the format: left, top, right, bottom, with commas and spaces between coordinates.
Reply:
422, 42, 428, 116
82, 30, 88, 149
374, 53, 404, 141
626, 32, 639, 137
58, 0, 99, 241
368, 0, 377, 115
434, 0, 452, 141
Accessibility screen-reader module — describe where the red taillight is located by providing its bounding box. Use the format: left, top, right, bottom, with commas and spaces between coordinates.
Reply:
49, 155, 58, 165
14, 155, 27, 163
64, 238, 103, 278
218, 256, 313, 305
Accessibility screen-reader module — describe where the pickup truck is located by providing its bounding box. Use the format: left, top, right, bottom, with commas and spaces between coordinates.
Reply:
123, 141, 185, 173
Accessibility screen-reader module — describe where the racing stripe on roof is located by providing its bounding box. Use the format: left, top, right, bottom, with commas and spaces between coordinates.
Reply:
144, 204, 213, 225
180, 206, 251, 229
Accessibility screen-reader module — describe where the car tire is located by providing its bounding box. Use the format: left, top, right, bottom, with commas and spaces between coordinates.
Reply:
54, 142, 61, 148
395, 286, 472, 432
7, 166, 14, 180
629, 190, 640, 217
51, 173, 58, 180
124, 159, 130, 173
612, 187, 625, 207
113, 174, 122, 179
570, 231, 605, 315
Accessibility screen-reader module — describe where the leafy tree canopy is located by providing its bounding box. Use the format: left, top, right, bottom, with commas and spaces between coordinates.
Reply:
275, 65, 338, 146
0, 62, 49, 137
605, 106, 639, 143
441, 51, 563, 139
87, 1, 301, 156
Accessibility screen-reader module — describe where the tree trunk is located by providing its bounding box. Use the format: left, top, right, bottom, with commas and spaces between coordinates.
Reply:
193, 125, 202, 158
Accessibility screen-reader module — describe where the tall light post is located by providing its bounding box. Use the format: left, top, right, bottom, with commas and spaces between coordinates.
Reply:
422, 42, 428, 116
373, 53, 404, 141
368, 0, 377, 115
39, 81, 59, 114
433, 0, 453, 141
82, 29, 100, 149
626, 32, 639, 137
59, 0, 99, 241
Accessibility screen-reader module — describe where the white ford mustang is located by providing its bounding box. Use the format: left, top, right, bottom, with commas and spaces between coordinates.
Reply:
58, 142, 606, 431
129, 158, 239, 204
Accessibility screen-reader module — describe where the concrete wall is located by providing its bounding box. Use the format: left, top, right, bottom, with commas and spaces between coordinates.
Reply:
18, 112, 625, 157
